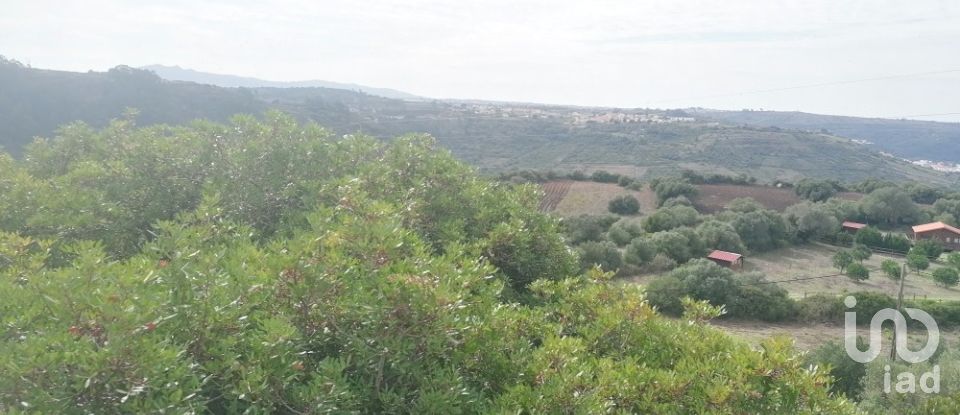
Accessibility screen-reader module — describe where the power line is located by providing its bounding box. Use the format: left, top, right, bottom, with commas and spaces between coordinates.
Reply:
739, 272, 847, 286
644, 266, 882, 298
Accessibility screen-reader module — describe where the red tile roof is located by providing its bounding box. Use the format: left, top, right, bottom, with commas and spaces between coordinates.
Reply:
912, 221, 960, 235
842, 221, 867, 229
707, 250, 743, 263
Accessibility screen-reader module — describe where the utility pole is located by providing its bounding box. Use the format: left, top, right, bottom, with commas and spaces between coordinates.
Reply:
890, 263, 908, 361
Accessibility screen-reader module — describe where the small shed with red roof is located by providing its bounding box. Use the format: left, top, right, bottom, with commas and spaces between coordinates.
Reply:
841, 221, 867, 233
707, 250, 744, 269
912, 221, 960, 251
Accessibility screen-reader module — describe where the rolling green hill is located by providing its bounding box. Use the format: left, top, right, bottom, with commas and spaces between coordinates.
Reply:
698, 109, 960, 163
1, 58, 956, 186
0, 57, 264, 156
263, 92, 956, 184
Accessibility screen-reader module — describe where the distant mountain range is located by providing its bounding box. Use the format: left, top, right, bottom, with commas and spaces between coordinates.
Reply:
0, 57, 956, 186
141, 65, 422, 100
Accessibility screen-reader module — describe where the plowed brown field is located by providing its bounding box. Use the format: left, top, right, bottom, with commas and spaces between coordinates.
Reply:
539, 180, 573, 212
693, 185, 864, 213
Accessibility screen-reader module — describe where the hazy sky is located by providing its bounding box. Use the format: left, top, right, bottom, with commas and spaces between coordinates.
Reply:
3, 0, 959, 121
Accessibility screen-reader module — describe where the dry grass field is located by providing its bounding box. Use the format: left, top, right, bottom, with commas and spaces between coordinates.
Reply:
626, 242, 960, 350
692, 184, 802, 213
628, 243, 960, 301
543, 181, 864, 217
538, 179, 954, 355
709, 319, 959, 352
544, 181, 657, 217
745, 243, 960, 301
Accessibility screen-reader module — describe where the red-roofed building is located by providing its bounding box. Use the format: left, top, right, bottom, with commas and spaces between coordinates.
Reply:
707, 250, 744, 269
912, 221, 960, 251
842, 221, 867, 233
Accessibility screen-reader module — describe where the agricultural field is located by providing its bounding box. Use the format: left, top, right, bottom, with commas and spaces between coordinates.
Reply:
544, 180, 657, 217
542, 181, 864, 217
627, 242, 960, 350
538, 180, 572, 211
692, 184, 864, 213
692, 184, 801, 213
746, 243, 960, 301
628, 242, 960, 301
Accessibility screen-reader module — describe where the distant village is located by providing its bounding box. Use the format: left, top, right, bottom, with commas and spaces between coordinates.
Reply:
911, 159, 960, 173
450, 102, 960, 175
450, 103, 699, 125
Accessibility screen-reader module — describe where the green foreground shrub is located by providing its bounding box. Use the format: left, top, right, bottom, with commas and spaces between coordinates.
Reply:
0, 116, 855, 413
805, 340, 866, 400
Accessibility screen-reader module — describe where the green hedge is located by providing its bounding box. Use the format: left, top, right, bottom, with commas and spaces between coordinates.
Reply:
796, 292, 960, 328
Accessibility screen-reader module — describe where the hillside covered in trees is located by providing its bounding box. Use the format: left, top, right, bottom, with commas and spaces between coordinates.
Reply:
1, 58, 956, 186
0, 58, 264, 157
0, 114, 857, 413
142, 64, 422, 100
